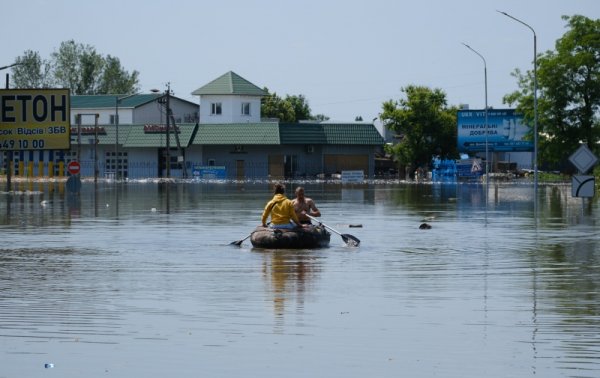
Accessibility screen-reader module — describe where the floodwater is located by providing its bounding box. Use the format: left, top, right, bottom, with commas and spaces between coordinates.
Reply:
1, 180, 599, 378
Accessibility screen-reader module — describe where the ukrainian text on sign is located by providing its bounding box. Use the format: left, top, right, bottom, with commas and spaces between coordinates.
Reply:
0, 89, 71, 150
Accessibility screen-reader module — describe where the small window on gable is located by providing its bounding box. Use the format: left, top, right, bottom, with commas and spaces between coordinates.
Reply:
241, 102, 250, 116
211, 103, 222, 115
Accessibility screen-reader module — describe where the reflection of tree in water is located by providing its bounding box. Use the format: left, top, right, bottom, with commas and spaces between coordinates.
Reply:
533, 240, 600, 374
259, 251, 321, 327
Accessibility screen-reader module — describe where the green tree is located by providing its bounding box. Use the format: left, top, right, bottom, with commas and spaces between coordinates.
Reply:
285, 94, 311, 121
52, 40, 105, 94
11, 50, 53, 88
99, 55, 140, 94
312, 113, 330, 122
11, 40, 139, 95
503, 15, 600, 169
380, 85, 458, 171
261, 89, 329, 122
261, 88, 296, 122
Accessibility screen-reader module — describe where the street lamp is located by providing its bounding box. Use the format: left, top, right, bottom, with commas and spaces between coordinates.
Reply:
1, 62, 21, 89
462, 43, 489, 189
498, 10, 538, 195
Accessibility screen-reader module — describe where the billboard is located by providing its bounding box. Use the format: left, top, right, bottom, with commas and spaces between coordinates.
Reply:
457, 109, 533, 153
0, 89, 70, 150
192, 166, 227, 179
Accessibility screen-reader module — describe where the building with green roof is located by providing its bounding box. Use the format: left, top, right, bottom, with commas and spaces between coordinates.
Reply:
6, 72, 384, 180
192, 71, 267, 125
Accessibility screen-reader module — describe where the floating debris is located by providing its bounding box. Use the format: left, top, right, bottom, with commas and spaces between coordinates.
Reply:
419, 223, 432, 230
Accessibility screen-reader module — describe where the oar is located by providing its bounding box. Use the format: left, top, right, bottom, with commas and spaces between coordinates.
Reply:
230, 232, 252, 246
305, 214, 360, 247
231, 223, 271, 246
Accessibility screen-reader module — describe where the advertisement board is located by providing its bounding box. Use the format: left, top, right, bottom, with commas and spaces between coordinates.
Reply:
192, 166, 227, 179
457, 109, 532, 153
0, 89, 70, 150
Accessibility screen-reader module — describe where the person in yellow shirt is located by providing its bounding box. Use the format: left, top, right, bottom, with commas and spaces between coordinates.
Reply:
261, 183, 302, 229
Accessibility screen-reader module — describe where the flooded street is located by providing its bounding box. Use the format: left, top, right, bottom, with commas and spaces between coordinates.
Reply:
1, 181, 599, 378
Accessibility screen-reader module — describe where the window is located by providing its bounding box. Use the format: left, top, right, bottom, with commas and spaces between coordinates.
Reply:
110, 114, 119, 125
241, 102, 250, 116
211, 103, 222, 115
208, 159, 215, 166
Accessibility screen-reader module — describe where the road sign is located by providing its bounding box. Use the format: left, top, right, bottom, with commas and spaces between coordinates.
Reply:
67, 161, 81, 175
569, 144, 598, 173
572, 175, 595, 198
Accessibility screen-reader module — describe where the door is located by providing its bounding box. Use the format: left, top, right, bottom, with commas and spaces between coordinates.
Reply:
236, 160, 245, 179
268, 155, 284, 179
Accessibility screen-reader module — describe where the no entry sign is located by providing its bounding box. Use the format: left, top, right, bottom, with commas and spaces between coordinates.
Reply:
67, 161, 80, 175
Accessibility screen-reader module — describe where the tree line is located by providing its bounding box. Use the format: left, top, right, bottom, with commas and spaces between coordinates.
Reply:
11, 40, 139, 95
8, 41, 330, 122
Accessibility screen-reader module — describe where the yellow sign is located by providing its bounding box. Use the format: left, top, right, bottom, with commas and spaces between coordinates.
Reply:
0, 89, 71, 150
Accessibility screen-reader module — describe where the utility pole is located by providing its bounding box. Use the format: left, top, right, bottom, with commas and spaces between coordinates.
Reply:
1, 62, 21, 192
166, 84, 171, 178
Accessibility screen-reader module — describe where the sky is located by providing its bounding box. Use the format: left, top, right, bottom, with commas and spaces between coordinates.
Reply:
2, 0, 598, 125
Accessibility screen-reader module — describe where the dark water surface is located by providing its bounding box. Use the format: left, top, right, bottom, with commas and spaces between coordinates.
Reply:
1, 181, 599, 378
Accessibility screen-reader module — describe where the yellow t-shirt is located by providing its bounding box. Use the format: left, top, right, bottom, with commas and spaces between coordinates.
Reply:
261, 194, 301, 226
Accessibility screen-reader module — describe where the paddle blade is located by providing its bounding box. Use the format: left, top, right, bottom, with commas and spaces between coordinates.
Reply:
230, 240, 243, 246
341, 234, 360, 247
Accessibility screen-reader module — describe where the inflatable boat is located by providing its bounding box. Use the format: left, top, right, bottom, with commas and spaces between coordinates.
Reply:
250, 225, 331, 249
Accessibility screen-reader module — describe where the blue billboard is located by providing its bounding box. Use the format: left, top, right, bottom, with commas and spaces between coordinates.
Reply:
457, 109, 533, 152
192, 166, 227, 179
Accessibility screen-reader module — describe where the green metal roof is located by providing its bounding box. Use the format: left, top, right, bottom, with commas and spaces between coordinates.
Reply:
121, 123, 198, 148
191, 71, 267, 96
280, 123, 384, 145
322, 123, 385, 144
71, 94, 197, 109
278, 123, 327, 144
193, 123, 280, 145
71, 94, 164, 109
74, 122, 383, 147
191, 122, 384, 145
73, 123, 198, 147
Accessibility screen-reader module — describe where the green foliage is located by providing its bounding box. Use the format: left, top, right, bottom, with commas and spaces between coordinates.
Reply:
312, 113, 330, 121
99, 55, 140, 94
380, 85, 458, 168
261, 88, 296, 122
10, 40, 139, 95
285, 94, 311, 121
11, 50, 53, 88
503, 15, 600, 169
261, 88, 329, 122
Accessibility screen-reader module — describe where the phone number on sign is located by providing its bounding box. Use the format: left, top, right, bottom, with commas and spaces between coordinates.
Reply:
0, 126, 68, 150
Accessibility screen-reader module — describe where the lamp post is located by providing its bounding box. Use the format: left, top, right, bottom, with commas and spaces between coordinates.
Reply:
1, 62, 21, 89
498, 10, 538, 195
462, 43, 489, 191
